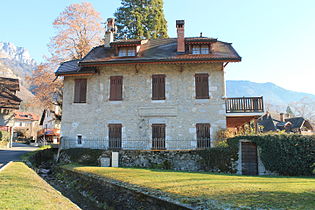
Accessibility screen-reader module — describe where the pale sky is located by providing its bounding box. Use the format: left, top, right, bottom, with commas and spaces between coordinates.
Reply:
0, 0, 314, 94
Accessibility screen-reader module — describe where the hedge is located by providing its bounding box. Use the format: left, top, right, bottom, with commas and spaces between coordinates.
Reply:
228, 134, 315, 176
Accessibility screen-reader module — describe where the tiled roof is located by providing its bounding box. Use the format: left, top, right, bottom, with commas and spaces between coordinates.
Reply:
14, 111, 39, 121
285, 117, 305, 129
56, 37, 241, 76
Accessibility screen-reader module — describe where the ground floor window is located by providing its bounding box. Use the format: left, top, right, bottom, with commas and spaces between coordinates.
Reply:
196, 123, 211, 148
108, 124, 122, 149
152, 124, 166, 150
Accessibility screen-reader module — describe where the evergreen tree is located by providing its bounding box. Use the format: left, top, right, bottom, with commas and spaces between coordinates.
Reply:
114, 0, 168, 39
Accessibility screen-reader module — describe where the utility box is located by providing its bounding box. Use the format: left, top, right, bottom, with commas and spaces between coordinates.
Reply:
111, 152, 119, 167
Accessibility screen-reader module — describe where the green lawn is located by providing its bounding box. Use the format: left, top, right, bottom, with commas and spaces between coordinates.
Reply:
0, 162, 78, 210
67, 165, 315, 209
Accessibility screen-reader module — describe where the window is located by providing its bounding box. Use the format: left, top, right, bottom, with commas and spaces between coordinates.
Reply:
195, 73, 209, 99
74, 79, 87, 103
192, 45, 210, 54
152, 74, 166, 100
77, 135, 82, 144
196, 123, 211, 148
118, 47, 136, 56
152, 124, 166, 150
109, 76, 123, 101
108, 124, 122, 149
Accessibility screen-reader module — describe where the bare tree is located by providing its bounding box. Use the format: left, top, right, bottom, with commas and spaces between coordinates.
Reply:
290, 97, 315, 123
29, 2, 103, 108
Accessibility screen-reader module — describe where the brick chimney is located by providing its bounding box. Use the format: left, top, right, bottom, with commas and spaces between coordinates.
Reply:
176, 20, 185, 53
280, 113, 284, 122
104, 18, 117, 47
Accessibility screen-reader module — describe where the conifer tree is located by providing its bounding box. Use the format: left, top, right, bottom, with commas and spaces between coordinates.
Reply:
114, 0, 168, 39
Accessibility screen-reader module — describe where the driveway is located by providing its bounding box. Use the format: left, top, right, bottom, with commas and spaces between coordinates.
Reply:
0, 143, 38, 167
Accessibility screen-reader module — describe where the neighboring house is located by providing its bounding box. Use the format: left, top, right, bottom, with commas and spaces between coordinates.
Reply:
13, 111, 40, 140
37, 106, 61, 144
258, 113, 313, 134
56, 19, 264, 150
0, 77, 22, 133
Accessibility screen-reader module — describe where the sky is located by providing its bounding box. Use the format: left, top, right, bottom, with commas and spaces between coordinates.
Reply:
0, 0, 314, 94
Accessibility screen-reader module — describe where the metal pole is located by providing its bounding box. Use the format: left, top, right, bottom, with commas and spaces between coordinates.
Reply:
9, 126, 15, 148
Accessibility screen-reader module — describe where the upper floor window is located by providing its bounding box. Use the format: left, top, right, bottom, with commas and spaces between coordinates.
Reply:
152, 74, 166, 100
195, 73, 209, 99
74, 79, 87, 103
192, 45, 210, 54
109, 76, 123, 101
118, 47, 136, 57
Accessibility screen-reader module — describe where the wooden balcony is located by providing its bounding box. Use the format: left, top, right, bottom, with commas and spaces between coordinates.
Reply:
225, 97, 264, 114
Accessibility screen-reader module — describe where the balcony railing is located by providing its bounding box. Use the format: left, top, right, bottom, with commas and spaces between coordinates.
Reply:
225, 97, 264, 113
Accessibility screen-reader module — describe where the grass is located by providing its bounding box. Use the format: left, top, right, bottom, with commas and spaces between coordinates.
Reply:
66, 165, 315, 209
0, 162, 78, 210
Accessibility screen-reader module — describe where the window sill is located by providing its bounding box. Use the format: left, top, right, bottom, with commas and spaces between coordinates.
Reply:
72, 102, 87, 105
151, 100, 166, 103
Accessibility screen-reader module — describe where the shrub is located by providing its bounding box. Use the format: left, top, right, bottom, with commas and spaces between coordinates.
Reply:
0, 131, 10, 141
30, 148, 58, 167
228, 134, 315, 176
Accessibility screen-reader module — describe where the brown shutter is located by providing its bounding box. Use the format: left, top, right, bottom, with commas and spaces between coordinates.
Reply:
110, 76, 123, 101
152, 124, 166, 150
195, 73, 209, 99
108, 124, 122, 149
196, 123, 211, 148
152, 74, 165, 100
74, 79, 87, 103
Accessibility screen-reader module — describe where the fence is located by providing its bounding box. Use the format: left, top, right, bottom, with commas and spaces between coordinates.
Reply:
60, 137, 212, 150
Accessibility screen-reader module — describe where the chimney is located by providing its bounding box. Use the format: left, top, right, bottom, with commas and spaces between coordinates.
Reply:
104, 18, 117, 47
280, 113, 284, 122
176, 20, 185, 53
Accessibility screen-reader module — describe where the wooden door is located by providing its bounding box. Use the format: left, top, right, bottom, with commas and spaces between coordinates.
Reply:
241, 142, 258, 175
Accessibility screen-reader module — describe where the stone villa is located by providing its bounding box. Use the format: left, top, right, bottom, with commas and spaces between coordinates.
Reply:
56, 19, 264, 150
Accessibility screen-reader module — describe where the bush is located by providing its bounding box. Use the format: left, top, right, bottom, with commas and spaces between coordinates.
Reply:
59, 148, 105, 166
198, 145, 239, 173
30, 148, 58, 167
228, 134, 315, 176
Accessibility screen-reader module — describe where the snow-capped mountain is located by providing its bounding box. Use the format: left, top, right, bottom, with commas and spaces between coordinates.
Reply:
0, 42, 36, 66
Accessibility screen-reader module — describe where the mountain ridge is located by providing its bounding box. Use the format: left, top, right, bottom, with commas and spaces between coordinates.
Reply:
226, 80, 315, 108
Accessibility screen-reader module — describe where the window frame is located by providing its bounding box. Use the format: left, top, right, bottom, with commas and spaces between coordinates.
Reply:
74, 78, 87, 103
195, 73, 209, 99
109, 76, 123, 101
108, 124, 122, 149
152, 124, 166, 150
118, 46, 136, 57
191, 44, 210, 55
152, 74, 166, 100
196, 123, 211, 148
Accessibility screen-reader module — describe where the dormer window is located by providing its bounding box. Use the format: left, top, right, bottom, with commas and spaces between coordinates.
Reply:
192, 45, 210, 54
118, 47, 136, 57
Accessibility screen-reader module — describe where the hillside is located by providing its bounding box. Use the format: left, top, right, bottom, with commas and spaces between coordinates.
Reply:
226, 80, 315, 107
0, 42, 36, 110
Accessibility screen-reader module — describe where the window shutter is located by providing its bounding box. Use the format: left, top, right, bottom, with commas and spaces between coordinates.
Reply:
196, 123, 211, 148
152, 124, 166, 150
74, 79, 87, 103
108, 124, 122, 149
110, 76, 123, 100
152, 74, 165, 100
195, 73, 209, 99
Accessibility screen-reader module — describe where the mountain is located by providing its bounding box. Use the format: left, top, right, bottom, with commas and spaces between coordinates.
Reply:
0, 42, 36, 86
226, 80, 315, 107
0, 42, 36, 110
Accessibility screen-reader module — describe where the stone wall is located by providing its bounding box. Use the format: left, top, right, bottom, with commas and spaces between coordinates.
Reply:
61, 63, 226, 149
117, 150, 204, 171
